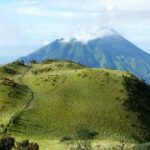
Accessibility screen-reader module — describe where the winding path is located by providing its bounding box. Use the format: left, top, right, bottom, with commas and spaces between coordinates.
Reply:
4, 67, 34, 134
4, 67, 68, 134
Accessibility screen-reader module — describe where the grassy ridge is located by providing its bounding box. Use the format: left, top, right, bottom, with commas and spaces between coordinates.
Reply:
0, 61, 148, 143
0, 60, 150, 150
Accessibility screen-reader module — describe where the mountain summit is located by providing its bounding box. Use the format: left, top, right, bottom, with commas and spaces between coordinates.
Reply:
20, 28, 150, 83
67, 27, 118, 43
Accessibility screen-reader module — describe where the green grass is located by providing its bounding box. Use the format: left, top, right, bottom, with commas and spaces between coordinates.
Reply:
0, 64, 30, 132
13, 136, 134, 150
0, 61, 150, 149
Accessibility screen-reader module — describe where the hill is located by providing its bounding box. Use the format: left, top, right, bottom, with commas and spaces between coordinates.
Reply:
0, 60, 150, 144
20, 28, 150, 83
0, 63, 31, 131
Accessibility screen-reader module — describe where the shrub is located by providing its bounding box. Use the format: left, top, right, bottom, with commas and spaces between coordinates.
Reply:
13, 60, 25, 66
2, 66, 18, 75
0, 136, 15, 150
16, 140, 39, 150
0, 124, 5, 132
30, 60, 37, 64
1, 78, 17, 87
60, 136, 74, 150
133, 143, 150, 150
0, 136, 39, 150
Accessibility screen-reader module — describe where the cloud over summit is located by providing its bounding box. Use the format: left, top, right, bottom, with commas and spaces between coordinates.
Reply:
0, 0, 150, 64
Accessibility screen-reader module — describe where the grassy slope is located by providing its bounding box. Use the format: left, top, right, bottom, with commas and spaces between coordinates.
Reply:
0, 61, 150, 149
0, 63, 30, 132
2, 61, 149, 142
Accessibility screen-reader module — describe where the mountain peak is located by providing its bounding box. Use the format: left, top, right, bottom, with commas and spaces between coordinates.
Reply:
20, 29, 150, 83
61, 27, 118, 43
96, 27, 118, 36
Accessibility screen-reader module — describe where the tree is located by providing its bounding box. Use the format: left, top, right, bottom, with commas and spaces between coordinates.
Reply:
60, 136, 74, 150
75, 124, 99, 150
118, 136, 129, 150
60, 125, 98, 150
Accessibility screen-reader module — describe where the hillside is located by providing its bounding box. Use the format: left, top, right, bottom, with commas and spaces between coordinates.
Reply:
0, 60, 150, 144
0, 63, 31, 132
20, 28, 150, 83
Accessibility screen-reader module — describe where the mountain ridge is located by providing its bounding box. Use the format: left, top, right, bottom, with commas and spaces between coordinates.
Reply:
20, 28, 150, 83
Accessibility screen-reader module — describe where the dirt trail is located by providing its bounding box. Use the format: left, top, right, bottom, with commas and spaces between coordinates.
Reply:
4, 67, 68, 134
4, 67, 34, 134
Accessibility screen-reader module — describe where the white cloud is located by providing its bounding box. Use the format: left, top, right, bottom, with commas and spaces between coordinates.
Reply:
12, 0, 39, 6
67, 27, 117, 43
106, 4, 115, 12
15, 7, 66, 18
0, 0, 150, 64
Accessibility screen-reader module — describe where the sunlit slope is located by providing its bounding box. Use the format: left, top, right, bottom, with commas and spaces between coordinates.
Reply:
5, 61, 150, 142
0, 63, 30, 132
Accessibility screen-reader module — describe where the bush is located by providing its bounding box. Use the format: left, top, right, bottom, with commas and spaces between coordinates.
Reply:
0, 136, 15, 150
16, 140, 39, 150
13, 60, 25, 66
2, 66, 18, 75
30, 60, 37, 64
60, 136, 74, 150
0, 136, 39, 150
133, 143, 150, 150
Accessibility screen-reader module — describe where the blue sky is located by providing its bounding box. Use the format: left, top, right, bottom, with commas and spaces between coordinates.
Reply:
0, 0, 150, 64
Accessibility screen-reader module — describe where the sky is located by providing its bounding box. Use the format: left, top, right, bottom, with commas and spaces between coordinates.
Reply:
0, 0, 150, 64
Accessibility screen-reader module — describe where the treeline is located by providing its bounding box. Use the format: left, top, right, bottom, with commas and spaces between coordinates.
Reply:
13, 59, 86, 66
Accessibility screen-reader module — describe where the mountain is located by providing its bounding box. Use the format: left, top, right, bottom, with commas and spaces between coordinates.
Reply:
1, 61, 150, 145
20, 28, 150, 83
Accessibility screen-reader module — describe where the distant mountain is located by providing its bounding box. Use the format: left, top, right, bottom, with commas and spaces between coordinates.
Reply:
20, 28, 150, 83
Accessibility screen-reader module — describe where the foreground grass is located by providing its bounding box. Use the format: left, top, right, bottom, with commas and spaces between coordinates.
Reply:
12, 135, 135, 150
